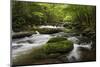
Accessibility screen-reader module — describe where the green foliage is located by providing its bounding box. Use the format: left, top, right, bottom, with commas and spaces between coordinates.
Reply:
12, 1, 96, 36
12, 1, 67, 32
63, 5, 96, 33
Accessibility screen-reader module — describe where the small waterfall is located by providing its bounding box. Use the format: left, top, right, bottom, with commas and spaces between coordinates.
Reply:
67, 43, 81, 62
67, 36, 92, 62
39, 25, 64, 29
35, 31, 40, 35
79, 41, 92, 50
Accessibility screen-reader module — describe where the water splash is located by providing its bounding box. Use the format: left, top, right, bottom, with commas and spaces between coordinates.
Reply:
35, 31, 40, 35
67, 37, 92, 62
67, 37, 79, 44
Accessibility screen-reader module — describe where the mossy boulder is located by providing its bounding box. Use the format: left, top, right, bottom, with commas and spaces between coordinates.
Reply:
30, 37, 73, 55
47, 37, 67, 43
43, 37, 73, 54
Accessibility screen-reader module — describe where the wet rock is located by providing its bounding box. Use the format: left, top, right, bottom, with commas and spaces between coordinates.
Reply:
12, 32, 35, 39
67, 37, 79, 44
12, 45, 23, 49
43, 37, 73, 54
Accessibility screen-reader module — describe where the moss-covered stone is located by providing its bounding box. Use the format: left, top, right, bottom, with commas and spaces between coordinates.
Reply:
47, 37, 67, 43
43, 38, 73, 54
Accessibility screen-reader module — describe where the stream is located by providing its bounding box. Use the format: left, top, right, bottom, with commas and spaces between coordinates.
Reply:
67, 37, 92, 62
12, 33, 51, 59
12, 25, 93, 63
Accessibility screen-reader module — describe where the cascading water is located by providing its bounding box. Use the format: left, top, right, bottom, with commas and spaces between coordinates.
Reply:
39, 25, 64, 29
67, 43, 81, 62
35, 31, 40, 35
67, 36, 92, 62
12, 32, 51, 59
12, 30, 93, 63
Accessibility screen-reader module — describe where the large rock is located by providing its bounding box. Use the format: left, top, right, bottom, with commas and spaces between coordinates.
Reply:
42, 37, 73, 54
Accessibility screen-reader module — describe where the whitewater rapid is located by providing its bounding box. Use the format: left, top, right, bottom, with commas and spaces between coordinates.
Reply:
67, 36, 92, 62
12, 34, 51, 59
12, 31, 93, 62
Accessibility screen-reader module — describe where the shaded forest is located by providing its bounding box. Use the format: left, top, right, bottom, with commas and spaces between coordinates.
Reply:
12, 1, 96, 34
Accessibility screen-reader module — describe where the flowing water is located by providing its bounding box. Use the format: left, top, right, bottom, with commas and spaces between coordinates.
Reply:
39, 25, 64, 29
12, 33, 51, 59
67, 36, 92, 62
12, 26, 93, 63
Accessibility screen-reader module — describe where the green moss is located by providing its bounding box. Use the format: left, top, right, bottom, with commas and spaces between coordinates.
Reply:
43, 40, 73, 54
47, 37, 67, 43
